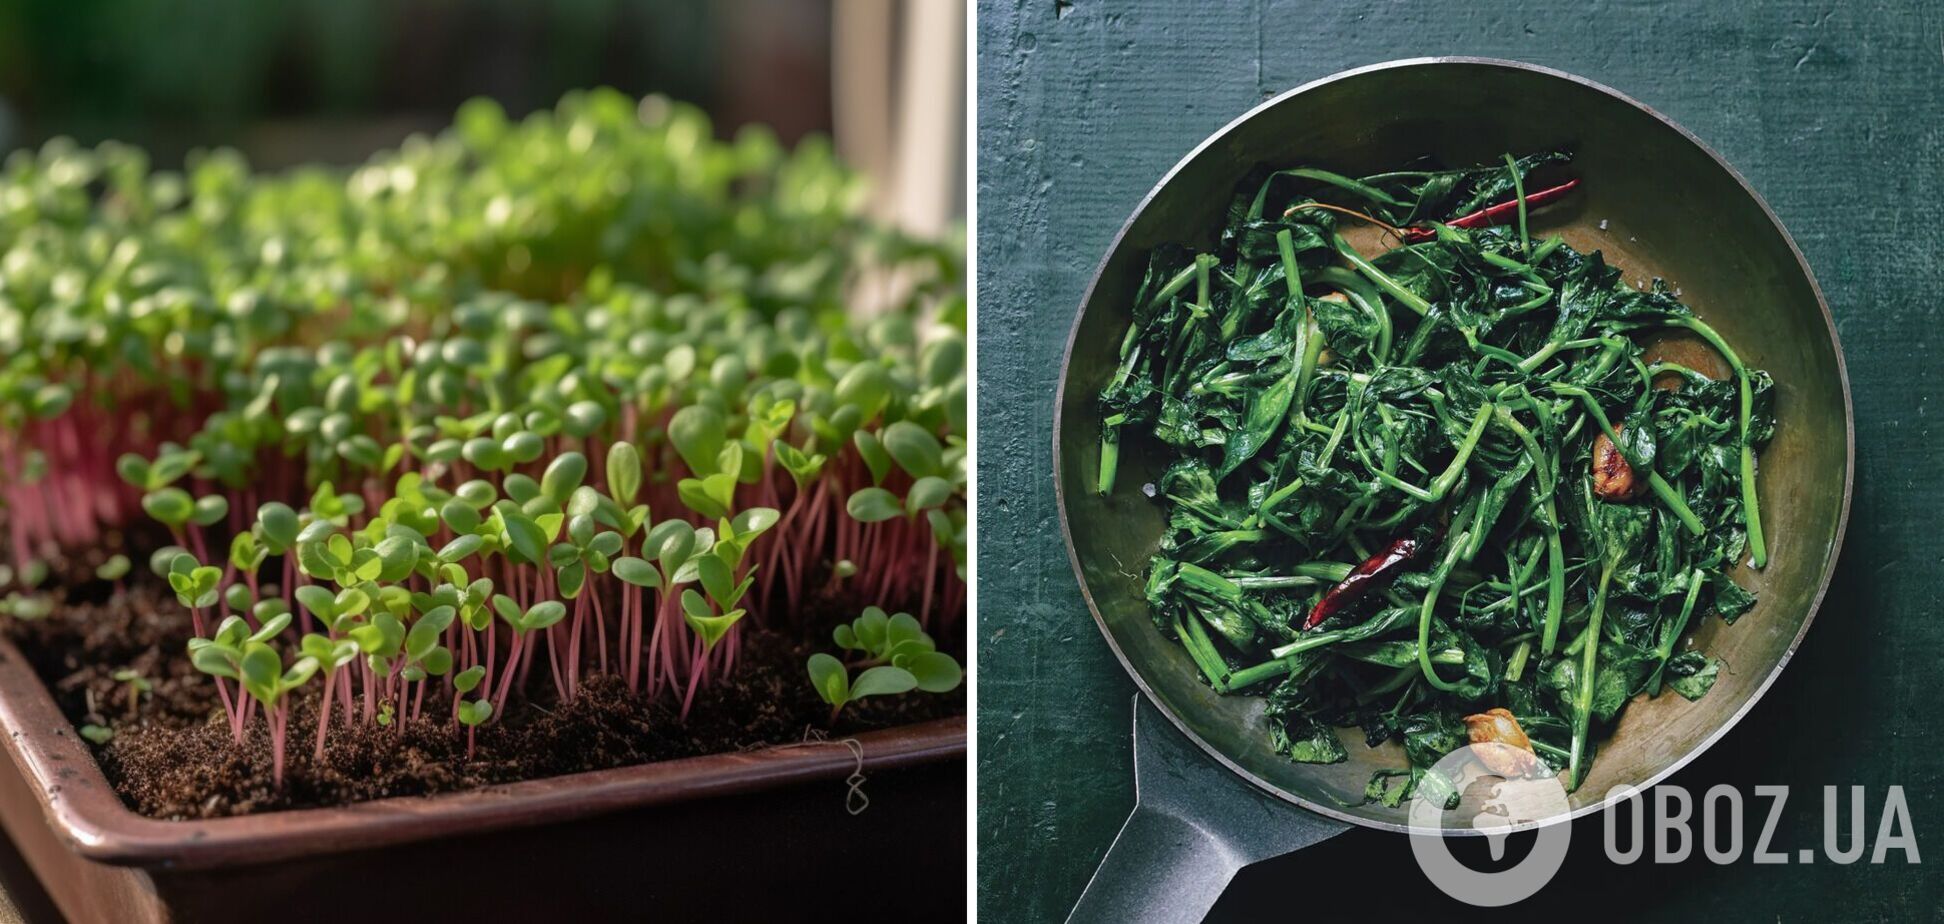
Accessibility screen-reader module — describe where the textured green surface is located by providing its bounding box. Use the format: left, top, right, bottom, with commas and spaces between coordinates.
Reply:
976, 1, 1944, 920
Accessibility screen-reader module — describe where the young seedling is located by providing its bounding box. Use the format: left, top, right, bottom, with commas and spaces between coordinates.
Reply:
549, 506, 622, 697
111, 668, 152, 722
227, 528, 270, 606
762, 439, 826, 610
397, 604, 458, 721
139, 485, 227, 566
669, 505, 776, 718
299, 633, 360, 760
238, 641, 319, 785
451, 664, 492, 757
163, 552, 221, 634
95, 554, 131, 594
488, 597, 567, 715
600, 442, 658, 691
806, 606, 962, 725
189, 611, 294, 744
347, 603, 406, 722
0, 91, 968, 782
0, 592, 52, 620
635, 518, 700, 698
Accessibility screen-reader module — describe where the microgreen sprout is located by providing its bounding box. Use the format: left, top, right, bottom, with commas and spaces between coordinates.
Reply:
807, 606, 962, 724
95, 554, 131, 585
0, 90, 964, 786
111, 668, 152, 721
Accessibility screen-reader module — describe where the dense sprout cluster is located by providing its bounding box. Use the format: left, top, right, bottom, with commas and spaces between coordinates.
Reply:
0, 90, 965, 783
1099, 152, 1770, 798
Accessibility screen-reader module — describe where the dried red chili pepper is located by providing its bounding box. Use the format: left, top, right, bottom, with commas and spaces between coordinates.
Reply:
1302, 537, 1423, 630
1400, 178, 1582, 243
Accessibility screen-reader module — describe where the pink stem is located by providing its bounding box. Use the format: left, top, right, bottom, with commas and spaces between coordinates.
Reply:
187, 525, 210, 568
625, 586, 641, 692
547, 624, 567, 701
567, 593, 585, 698
314, 671, 335, 761
270, 705, 288, 786
491, 633, 526, 716
646, 588, 672, 697
679, 635, 707, 721
591, 588, 609, 676
484, 618, 498, 703
338, 662, 355, 722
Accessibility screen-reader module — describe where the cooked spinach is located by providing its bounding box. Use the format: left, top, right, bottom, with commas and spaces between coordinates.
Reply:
1097, 151, 1771, 793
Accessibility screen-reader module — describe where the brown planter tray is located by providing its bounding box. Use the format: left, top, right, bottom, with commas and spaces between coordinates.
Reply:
0, 635, 965, 923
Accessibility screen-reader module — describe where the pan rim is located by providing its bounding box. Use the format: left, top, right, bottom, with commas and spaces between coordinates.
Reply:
1049, 55, 1855, 836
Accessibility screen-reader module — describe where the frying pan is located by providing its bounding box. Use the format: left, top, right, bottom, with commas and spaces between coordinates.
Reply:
1052, 58, 1852, 921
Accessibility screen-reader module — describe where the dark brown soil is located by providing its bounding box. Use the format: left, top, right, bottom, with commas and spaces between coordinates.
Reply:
2, 581, 963, 819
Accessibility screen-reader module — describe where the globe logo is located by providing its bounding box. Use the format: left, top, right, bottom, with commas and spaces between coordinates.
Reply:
1407, 741, 1573, 906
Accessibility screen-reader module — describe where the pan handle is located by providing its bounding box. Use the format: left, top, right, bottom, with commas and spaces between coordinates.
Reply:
1066, 696, 1350, 924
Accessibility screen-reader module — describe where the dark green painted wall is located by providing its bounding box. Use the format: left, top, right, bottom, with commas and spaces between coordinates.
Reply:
976, 1, 1944, 919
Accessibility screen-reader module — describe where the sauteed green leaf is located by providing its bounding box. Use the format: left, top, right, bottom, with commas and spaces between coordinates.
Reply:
1098, 151, 1769, 793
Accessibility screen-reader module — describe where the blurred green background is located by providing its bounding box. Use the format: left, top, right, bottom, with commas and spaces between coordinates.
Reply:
0, 0, 834, 166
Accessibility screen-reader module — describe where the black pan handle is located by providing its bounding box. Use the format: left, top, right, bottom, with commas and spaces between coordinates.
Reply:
1066, 696, 1350, 923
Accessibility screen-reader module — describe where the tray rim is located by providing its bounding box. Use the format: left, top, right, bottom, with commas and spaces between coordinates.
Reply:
0, 632, 965, 870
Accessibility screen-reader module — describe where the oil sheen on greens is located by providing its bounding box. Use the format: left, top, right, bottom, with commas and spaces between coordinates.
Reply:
1095, 151, 1773, 799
